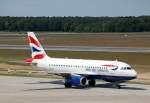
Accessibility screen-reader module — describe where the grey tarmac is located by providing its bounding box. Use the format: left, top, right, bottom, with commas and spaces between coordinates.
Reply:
0, 44, 150, 53
0, 76, 150, 103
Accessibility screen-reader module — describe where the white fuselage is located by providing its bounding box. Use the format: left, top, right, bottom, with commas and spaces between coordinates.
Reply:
32, 56, 137, 78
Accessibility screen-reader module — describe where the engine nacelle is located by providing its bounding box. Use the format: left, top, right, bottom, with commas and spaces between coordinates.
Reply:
65, 75, 87, 87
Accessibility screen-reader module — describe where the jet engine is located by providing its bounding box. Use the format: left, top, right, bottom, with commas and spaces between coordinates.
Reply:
64, 75, 87, 87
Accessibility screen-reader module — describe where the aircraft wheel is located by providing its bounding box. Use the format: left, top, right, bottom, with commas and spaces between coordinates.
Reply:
112, 83, 121, 89
88, 80, 96, 87
64, 82, 72, 88
117, 85, 121, 89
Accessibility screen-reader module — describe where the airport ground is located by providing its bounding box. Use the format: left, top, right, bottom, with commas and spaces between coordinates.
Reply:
0, 32, 150, 47
0, 76, 150, 103
0, 32, 150, 84
0, 32, 150, 103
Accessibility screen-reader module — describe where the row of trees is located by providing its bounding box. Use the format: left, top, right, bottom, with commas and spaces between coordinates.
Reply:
0, 16, 150, 32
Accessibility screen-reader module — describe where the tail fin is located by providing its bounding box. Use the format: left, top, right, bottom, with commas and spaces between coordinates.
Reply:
27, 32, 47, 60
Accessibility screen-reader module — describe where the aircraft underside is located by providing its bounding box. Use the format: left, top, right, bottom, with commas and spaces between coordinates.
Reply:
63, 74, 136, 89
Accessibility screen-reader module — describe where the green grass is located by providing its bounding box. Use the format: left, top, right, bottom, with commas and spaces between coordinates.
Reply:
0, 49, 150, 73
47, 51, 150, 65
0, 49, 29, 62
0, 49, 150, 65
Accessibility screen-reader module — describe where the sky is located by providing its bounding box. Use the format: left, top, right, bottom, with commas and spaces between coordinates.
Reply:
0, 0, 150, 17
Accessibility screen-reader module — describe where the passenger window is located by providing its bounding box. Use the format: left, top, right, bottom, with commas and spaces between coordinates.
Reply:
121, 67, 131, 70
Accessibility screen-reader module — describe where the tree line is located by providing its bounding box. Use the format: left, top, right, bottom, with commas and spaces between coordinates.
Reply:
0, 16, 150, 32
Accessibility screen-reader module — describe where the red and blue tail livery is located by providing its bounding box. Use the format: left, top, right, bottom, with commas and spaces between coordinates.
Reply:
26, 32, 47, 62
28, 35, 40, 48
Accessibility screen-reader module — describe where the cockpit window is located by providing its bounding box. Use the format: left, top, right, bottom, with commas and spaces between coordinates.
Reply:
121, 67, 132, 70
127, 67, 132, 70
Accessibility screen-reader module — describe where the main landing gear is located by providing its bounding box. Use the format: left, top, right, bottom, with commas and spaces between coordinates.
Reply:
88, 79, 96, 87
64, 82, 72, 88
112, 83, 121, 89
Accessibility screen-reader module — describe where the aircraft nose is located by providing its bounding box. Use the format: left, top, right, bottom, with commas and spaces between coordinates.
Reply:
132, 70, 137, 79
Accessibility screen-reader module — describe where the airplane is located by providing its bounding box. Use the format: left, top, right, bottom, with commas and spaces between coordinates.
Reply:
25, 32, 137, 89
